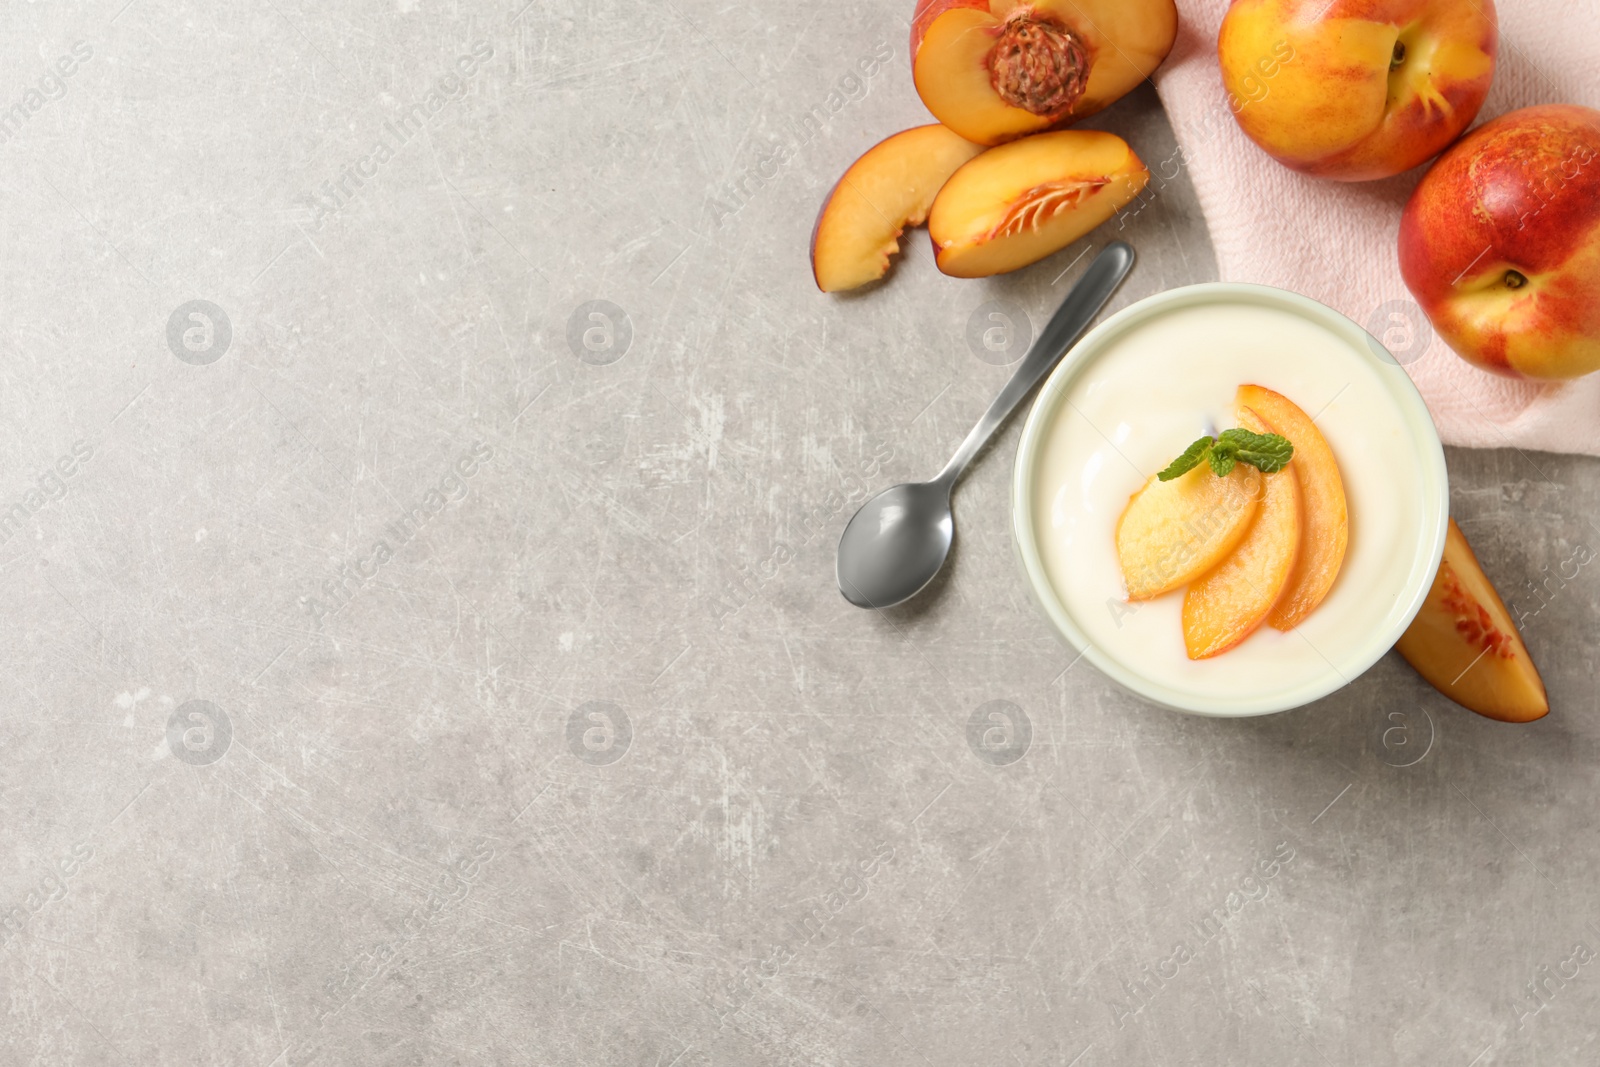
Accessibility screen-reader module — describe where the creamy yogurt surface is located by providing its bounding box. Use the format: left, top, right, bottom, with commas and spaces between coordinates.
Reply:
1027, 296, 1430, 708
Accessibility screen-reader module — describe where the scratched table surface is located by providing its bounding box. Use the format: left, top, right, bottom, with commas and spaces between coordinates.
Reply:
3, 1, 1599, 1065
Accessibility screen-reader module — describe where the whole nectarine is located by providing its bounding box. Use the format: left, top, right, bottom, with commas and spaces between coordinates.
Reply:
911, 0, 1177, 146
1399, 104, 1600, 379
1218, 0, 1497, 181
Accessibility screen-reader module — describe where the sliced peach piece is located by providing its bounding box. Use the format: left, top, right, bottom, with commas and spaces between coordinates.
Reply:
1116, 463, 1264, 600
911, 0, 1179, 145
1182, 410, 1302, 659
810, 124, 986, 293
1235, 385, 1348, 630
1395, 519, 1548, 722
927, 130, 1149, 278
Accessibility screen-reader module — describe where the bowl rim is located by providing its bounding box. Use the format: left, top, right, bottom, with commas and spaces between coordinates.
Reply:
1010, 281, 1450, 717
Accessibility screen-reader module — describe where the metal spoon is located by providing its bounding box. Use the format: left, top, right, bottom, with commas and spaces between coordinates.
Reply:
836, 241, 1135, 609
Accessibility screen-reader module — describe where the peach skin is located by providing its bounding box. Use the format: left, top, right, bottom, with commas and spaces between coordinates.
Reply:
1399, 105, 1600, 379
1218, 0, 1497, 181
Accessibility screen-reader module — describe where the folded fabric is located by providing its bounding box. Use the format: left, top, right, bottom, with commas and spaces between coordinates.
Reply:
1152, 0, 1600, 455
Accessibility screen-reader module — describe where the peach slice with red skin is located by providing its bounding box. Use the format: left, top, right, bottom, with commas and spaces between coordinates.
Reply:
927, 130, 1149, 278
810, 124, 985, 293
912, 0, 1179, 145
1182, 409, 1303, 659
1235, 385, 1348, 630
1396, 519, 1548, 722
1116, 463, 1264, 600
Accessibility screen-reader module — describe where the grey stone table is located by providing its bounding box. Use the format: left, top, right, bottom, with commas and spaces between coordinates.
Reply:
3, 2, 1597, 1065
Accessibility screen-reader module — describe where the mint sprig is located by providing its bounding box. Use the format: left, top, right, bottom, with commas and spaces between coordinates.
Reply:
1156, 428, 1294, 481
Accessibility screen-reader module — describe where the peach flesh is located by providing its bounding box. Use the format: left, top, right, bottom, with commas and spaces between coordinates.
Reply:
1234, 385, 1348, 631
809, 124, 985, 293
1396, 519, 1548, 722
911, 0, 1177, 145
927, 129, 1149, 278
1116, 464, 1264, 601
1181, 409, 1303, 660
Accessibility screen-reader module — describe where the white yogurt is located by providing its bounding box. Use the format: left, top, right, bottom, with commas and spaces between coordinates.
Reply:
1021, 291, 1442, 712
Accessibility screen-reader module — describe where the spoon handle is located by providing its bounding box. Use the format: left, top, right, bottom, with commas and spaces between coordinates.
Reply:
934, 241, 1135, 487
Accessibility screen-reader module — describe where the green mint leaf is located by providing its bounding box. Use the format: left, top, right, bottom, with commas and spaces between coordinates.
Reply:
1155, 428, 1295, 482
1156, 436, 1213, 481
1219, 428, 1295, 474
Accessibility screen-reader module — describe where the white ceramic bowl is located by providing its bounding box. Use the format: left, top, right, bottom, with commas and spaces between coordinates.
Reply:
1011, 283, 1449, 716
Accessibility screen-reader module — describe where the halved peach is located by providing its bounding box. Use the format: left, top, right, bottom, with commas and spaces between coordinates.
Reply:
911, 0, 1179, 145
810, 124, 986, 293
1116, 463, 1263, 600
1395, 519, 1548, 722
927, 130, 1149, 278
1182, 410, 1303, 659
1235, 385, 1348, 630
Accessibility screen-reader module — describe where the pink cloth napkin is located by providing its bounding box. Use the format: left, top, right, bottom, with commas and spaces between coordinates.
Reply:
1150, 0, 1600, 455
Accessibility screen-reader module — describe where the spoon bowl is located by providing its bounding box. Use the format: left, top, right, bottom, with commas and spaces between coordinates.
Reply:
836, 480, 954, 609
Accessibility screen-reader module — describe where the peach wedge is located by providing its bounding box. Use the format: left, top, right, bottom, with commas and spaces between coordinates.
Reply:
1395, 519, 1548, 722
911, 0, 1179, 145
1182, 410, 1303, 659
1116, 463, 1264, 600
927, 130, 1149, 278
1235, 385, 1348, 630
810, 124, 985, 293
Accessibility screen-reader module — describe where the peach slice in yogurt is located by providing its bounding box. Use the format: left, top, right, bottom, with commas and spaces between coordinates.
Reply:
1115, 463, 1263, 600
1181, 408, 1303, 659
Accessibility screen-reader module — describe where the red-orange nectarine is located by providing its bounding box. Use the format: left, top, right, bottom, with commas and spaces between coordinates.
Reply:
1399, 104, 1600, 379
1219, 0, 1497, 181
